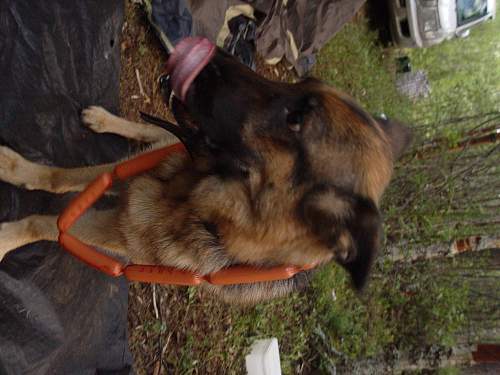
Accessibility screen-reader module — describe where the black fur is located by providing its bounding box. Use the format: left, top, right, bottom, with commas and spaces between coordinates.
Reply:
342, 195, 381, 290
299, 184, 381, 290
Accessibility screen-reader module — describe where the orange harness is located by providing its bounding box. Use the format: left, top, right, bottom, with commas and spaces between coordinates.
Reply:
57, 143, 314, 286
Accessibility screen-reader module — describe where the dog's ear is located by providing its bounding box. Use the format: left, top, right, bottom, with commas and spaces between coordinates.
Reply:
341, 195, 382, 290
300, 186, 382, 290
377, 117, 413, 160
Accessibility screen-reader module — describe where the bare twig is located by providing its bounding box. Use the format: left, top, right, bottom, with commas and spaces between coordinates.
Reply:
161, 332, 173, 359
152, 284, 159, 319
387, 235, 500, 262
135, 68, 151, 103
152, 360, 161, 375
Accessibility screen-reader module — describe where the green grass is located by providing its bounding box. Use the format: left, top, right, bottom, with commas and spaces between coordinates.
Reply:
314, 20, 413, 122
407, 15, 500, 125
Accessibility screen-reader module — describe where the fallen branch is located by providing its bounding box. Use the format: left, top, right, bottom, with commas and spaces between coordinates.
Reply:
387, 235, 500, 262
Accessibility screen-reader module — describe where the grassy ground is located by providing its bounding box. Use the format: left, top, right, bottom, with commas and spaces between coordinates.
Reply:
311, 9, 499, 373
121, 2, 499, 373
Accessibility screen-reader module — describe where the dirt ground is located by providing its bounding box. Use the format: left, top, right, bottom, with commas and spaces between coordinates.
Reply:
119, 2, 295, 374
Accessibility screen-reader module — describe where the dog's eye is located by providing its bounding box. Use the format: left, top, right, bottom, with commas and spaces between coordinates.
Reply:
288, 122, 301, 132
286, 109, 303, 132
285, 96, 318, 133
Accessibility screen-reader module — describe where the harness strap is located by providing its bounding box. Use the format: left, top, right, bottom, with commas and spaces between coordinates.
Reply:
57, 143, 314, 285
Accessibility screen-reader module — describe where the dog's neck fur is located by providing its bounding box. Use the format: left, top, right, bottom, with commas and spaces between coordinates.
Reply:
117, 149, 335, 275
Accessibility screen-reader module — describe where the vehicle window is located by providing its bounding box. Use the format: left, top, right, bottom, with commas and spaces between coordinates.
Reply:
457, 0, 488, 26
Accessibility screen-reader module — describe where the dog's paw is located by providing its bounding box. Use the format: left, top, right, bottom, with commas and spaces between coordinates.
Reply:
0, 146, 26, 185
82, 106, 114, 133
0, 146, 47, 190
0, 221, 25, 262
0, 145, 21, 172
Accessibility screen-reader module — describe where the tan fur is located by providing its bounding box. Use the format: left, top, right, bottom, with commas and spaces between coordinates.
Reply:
0, 145, 121, 194
82, 106, 178, 145
313, 88, 394, 203
0, 72, 406, 304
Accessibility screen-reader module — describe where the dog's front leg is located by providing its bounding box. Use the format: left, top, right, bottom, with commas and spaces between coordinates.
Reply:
82, 106, 178, 145
0, 209, 127, 263
0, 215, 58, 262
0, 145, 119, 194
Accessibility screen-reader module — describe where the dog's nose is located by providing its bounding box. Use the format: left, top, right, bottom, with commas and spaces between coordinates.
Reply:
159, 74, 172, 100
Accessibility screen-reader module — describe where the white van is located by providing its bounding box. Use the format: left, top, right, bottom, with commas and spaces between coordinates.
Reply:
388, 0, 496, 47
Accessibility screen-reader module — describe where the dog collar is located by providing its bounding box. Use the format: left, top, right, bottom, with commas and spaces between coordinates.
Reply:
57, 142, 315, 286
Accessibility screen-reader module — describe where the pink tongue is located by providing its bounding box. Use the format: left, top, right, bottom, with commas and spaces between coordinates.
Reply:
166, 37, 216, 102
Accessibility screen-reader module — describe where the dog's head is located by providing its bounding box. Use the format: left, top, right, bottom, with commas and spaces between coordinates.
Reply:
160, 43, 412, 303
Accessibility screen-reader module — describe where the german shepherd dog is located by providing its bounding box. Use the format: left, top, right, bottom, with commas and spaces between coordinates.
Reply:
0, 44, 411, 304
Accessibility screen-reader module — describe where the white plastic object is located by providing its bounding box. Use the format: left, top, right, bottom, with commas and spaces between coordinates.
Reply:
245, 338, 282, 375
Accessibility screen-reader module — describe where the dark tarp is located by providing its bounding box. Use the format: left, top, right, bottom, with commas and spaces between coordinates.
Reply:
0, 1, 133, 373
146, 0, 365, 75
